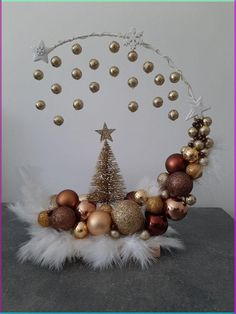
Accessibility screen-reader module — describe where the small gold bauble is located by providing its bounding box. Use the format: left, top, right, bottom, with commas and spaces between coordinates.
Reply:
89, 59, 99, 70
140, 230, 151, 240
110, 230, 120, 239
73, 99, 84, 110
51, 83, 62, 94
72, 43, 82, 55
51, 56, 62, 67
128, 77, 138, 88
146, 196, 164, 215
134, 189, 148, 205
71, 68, 82, 80
205, 137, 214, 148
87, 211, 112, 235
89, 82, 100, 93
154, 74, 165, 86
128, 50, 138, 62
203, 117, 212, 126
49, 194, 59, 210
188, 127, 198, 138
180, 146, 188, 154
38, 210, 50, 227
35, 100, 46, 110
74, 222, 88, 239
33, 69, 44, 80
194, 140, 204, 151
168, 90, 179, 101
185, 194, 197, 206
98, 204, 113, 213
53, 115, 64, 126
109, 66, 119, 77
186, 163, 203, 179
182, 147, 199, 163
143, 61, 154, 73
153, 97, 163, 108
109, 41, 120, 53
201, 148, 209, 156
161, 190, 169, 199
128, 101, 138, 112
169, 71, 181, 83
199, 125, 210, 136
157, 172, 169, 186
168, 109, 179, 121
199, 157, 209, 166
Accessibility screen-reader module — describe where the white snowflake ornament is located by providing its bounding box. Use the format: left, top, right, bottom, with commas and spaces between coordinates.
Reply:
124, 27, 144, 50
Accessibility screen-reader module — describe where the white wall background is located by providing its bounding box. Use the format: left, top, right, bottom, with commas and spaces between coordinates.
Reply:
3, 2, 234, 216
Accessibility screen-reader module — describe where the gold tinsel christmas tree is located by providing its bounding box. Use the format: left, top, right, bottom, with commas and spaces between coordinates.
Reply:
88, 123, 126, 204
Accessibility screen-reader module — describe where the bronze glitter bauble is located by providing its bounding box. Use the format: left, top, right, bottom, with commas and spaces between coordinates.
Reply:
112, 200, 144, 235
146, 196, 164, 215
38, 210, 50, 227
51, 206, 77, 231
74, 222, 88, 239
89, 59, 99, 70
143, 61, 154, 73
109, 41, 120, 53
168, 90, 179, 101
51, 56, 62, 67
164, 198, 188, 220
71, 68, 82, 80
87, 211, 112, 235
33, 69, 44, 80
186, 163, 203, 179
72, 43, 82, 55
165, 153, 187, 173
73, 99, 84, 110
56, 189, 79, 209
35, 100, 46, 110
153, 97, 163, 108
154, 74, 165, 86
145, 213, 168, 236
53, 115, 64, 126
169, 72, 181, 83
51, 83, 62, 94
77, 200, 96, 221
166, 172, 193, 197
128, 50, 138, 62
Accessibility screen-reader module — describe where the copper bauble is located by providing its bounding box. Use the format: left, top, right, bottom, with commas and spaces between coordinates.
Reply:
124, 191, 136, 202
154, 74, 165, 86
165, 198, 188, 220
73, 99, 84, 110
71, 68, 82, 80
109, 41, 120, 53
168, 90, 179, 101
134, 189, 148, 205
145, 213, 168, 236
72, 43, 82, 55
51, 56, 62, 67
87, 211, 112, 235
182, 147, 199, 163
77, 200, 96, 221
128, 77, 138, 88
35, 100, 46, 110
38, 210, 50, 227
51, 206, 77, 230
112, 200, 144, 235
186, 163, 203, 179
98, 204, 113, 213
165, 153, 187, 173
51, 83, 62, 94
166, 172, 193, 197
153, 97, 163, 108
128, 50, 138, 61
128, 101, 138, 112
169, 72, 181, 83
109, 66, 119, 77
89, 82, 100, 93
33, 69, 44, 80
89, 59, 99, 70
143, 61, 154, 73
146, 196, 163, 214
49, 194, 59, 210
53, 115, 64, 126
168, 110, 179, 120
74, 222, 88, 239
56, 189, 79, 209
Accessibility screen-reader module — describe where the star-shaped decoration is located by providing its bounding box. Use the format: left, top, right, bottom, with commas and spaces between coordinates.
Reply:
32, 40, 53, 63
124, 27, 144, 50
185, 97, 211, 121
95, 123, 116, 142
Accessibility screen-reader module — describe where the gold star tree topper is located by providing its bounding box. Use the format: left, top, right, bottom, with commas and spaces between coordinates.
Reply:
95, 122, 116, 142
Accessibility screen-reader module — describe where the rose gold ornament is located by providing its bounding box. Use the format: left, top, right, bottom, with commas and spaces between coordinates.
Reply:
74, 222, 88, 239
72, 43, 82, 55
53, 115, 64, 126
169, 72, 181, 83
109, 66, 119, 77
165, 198, 188, 220
166, 172, 193, 197
168, 110, 179, 120
165, 153, 187, 173
87, 211, 112, 235
89, 59, 99, 70
56, 189, 79, 209
38, 210, 50, 227
128, 50, 138, 61
77, 200, 96, 221
128, 77, 138, 88
109, 41, 120, 53
154, 74, 165, 86
143, 61, 154, 73
73, 99, 84, 110
71, 68, 82, 80
49, 194, 59, 210
128, 101, 138, 112
134, 189, 148, 205
51, 83, 62, 94
51, 206, 77, 230
153, 97, 163, 108
33, 69, 44, 80
146, 196, 164, 214
35, 100, 45, 110
186, 163, 203, 179
98, 204, 113, 214
182, 147, 199, 163
51, 56, 62, 67
89, 82, 100, 93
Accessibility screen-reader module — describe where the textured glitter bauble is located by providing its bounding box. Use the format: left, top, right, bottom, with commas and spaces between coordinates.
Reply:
182, 147, 199, 163
35, 100, 45, 110
145, 213, 168, 236
77, 200, 96, 221
74, 222, 88, 239
72, 43, 82, 55
153, 97, 163, 108
109, 41, 120, 53
157, 172, 169, 187
140, 230, 151, 240
134, 190, 148, 205
128, 50, 138, 61
51, 83, 62, 94
56, 189, 79, 209
98, 204, 113, 213
143, 61, 154, 73
166, 172, 193, 197
128, 101, 138, 112
53, 115, 64, 126
89, 59, 99, 70
169, 72, 181, 83
38, 210, 50, 227
110, 230, 120, 239
124, 191, 137, 202
89, 82, 100, 93
71, 68, 82, 80
109, 66, 119, 77
186, 163, 203, 179
111, 200, 144, 235
87, 211, 112, 235
49, 194, 59, 210
203, 117, 212, 126
165, 198, 188, 221
51, 206, 77, 230
73, 99, 84, 110
146, 196, 164, 214
168, 110, 179, 121
33, 69, 44, 80
165, 153, 187, 173
185, 194, 197, 206
128, 77, 138, 88
154, 74, 165, 85
168, 90, 179, 101
51, 56, 62, 67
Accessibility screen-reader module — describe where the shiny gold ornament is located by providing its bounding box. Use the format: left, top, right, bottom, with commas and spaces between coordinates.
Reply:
168, 109, 179, 121
74, 222, 88, 239
111, 200, 144, 235
154, 74, 165, 86
186, 163, 203, 179
140, 230, 151, 240
109, 41, 120, 53
72, 43, 82, 55
134, 189, 148, 205
205, 137, 214, 148
194, 140, 204, 151
199, 157, 208, 166
128, 50, 138, 62
128, 77, 138, 88
188, 127, 198, 138
185, 194, 197, 206
182, 147, 199, 163
49, 194, 59, 210
89, 59, 99, 70
165, 198, 188, 221
78, 200, 96, 221
199, 125, 210, 136
33, 69, 44, 80
89, 82, 100, 93
38, 210, 50, 227
87, 211, 112, 235
157, 172, 169, 187
110, 230, 120, 239
53, 115, 64, 126
109, 66, 119, 77
143, 61, 154, 73
168, 90, 179, 101
71, 68, 82, 80
201, 148, 209, 157
161, 190, 169, 199
51, 83, 62, 94
128, 101, 138, 112
51, 56, 62, 67
169, 72, 181, 83
180, 146, 188, 154
35, 100, 45, 110
73, 99, 84, 110
153, 97, 163, 108
98, 204, 113, 214
203, 117, 212, 126
146, 196, 163, 214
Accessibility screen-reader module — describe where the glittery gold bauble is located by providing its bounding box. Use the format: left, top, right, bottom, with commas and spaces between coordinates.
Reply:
51, 83, 62, 94
73, 99, 84, 110
166, 172, 193, 197
128, 50, 138, 62
182, 147, 199, 163
72, 43, 82, 55
89, 82, 100, 93
87, 211, 112, 235
56, 189, 79, 209
33, 69, 44, 80
199, 125, 210, 136
128, 77, 138, 88
146, 196, 164, 215
78, 200, 96, 221
169, 71, 181, 83
89, 59, 99, 70
51, 206, 77, 230
38, 210, 50, 227
109, 41, 120, 53
168, 110, 179, 121
71, 68, 82, 80
51, 56, 62, 67
53, 115, 64, 126
194, 140, 204, 151
154, 74, 165, 86
35, 100, 45, 110
153, 97, 163, 108
205, 137, 214, 148
168, 90, 179, 101
111, 200, 144, 235
203, 117, 212, 126
164, 198, 188, 221
134, 189, 148, 205
157, 172, 169, 187
185, 194, 196, 206
98, 204, 113, 214
139, 230, 151, 240
199, 157, 208, 166
128, 101, 138, 112
186, 163, 203, 179
188, 127, 198, 138
49, 194, 59, 210
110, 230, 120, 239
74, 222, 88, 239
143, 61, 154, 73
109, 66, 119, 77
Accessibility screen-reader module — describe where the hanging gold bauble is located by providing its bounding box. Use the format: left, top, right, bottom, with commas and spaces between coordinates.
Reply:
180, 146, 188, 154
74, 222, 88, 239
182, 147, 199, 163
73, 99, 84, 110
168, 90, 179, 101
51, 83, 62, 94
188, 127, 198, 138
109, 41, 120, 53
109, 66, 119, 77
71, 68, 82, 80
199, 157, 208, 166
110, 230, 120, 239
139, 230, 151, 240
38, 210, 50, 227
89, 82, 100, 93
111, 200, 144, 235
203, 117, 212, 126
49, 194, 59, 210
35, 100, 45, 110
72, 43, 82, 55
153, 97, 163, 108
51, 56, 62, 67
128, 50, 138, 62
146, 196, 164, 215
186, 163, 203, 179
134, 189, 148, 205
199, 125, 210, 136
169, 72, 181, 83
168, 110, 179, 121
53, 115, 64, 126
89, 59, 99, 70
205, 138, 214, 148
194, 140, 204, 151
128, 101, 138, 112
154, 74, 165, 86
33, 69, 44, 80
87, 211, 112, 235
143, 61, 154, 73
184, 194, 197, 206
128, 77, 138, 88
